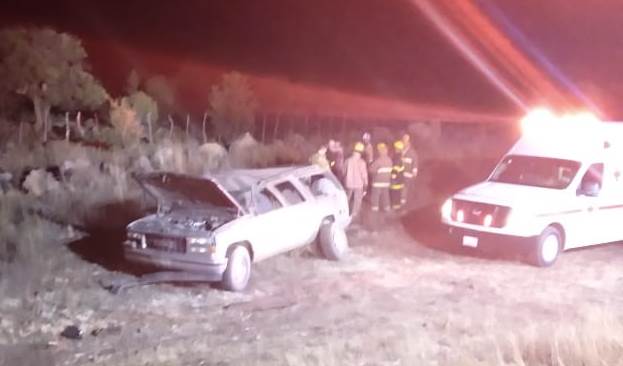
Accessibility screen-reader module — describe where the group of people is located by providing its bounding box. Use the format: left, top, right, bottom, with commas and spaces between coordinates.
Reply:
310, 132, 419, 225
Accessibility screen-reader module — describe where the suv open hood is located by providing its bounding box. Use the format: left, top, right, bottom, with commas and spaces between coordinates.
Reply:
136, 172, 246, 214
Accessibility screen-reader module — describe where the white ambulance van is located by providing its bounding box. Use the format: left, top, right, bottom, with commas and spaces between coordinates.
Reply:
441, 110, 623, 266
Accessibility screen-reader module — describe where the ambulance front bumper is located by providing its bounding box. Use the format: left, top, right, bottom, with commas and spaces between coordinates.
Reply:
446, 225, 538, 255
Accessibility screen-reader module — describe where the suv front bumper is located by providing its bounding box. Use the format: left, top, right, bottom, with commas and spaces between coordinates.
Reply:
124, 246, 227, 281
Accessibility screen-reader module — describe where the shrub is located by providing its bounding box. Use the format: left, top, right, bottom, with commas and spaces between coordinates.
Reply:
109, 98, 143, 146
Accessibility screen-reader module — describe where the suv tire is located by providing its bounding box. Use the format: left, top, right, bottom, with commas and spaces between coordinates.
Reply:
319, 221, 349, 260
221, 245, 251, 291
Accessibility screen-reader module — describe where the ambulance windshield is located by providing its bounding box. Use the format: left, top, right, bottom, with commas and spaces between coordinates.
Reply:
490, 155, 581, 189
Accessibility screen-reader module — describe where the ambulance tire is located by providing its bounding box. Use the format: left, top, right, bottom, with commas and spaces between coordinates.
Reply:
531, 226, 562, 267
318, 221, 349, 261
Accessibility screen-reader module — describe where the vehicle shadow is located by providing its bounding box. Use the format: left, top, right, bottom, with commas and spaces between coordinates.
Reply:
67, 200, 153, 276
67, 200, 224, 290
401, 203, 525, 263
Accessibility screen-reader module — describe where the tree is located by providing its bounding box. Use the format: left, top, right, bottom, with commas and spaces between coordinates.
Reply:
126, 69, 140, 95
109, 98, 143, 145
0, 27, 108, 138
208, 72, 258, 143
126, 91, 158, 123
144, 74, 176, 115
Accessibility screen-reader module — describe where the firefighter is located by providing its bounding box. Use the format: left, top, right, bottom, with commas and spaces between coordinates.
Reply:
390, 140, 406, 211
362, 132, 374, 165
344, 142, 368, 220
369, 142, 393, 215
401, 133, 419, 208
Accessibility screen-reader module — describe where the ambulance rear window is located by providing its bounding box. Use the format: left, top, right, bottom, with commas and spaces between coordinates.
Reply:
490, 155, 581, 189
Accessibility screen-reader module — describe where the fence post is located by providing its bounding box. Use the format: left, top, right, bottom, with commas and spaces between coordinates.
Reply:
147, 112, 153, 144
18, 121, 23, 145
185, 114, 190, 140
43, 108, 49, 143
261, 113, 267, 143
76, 111, 84, 137
273, 112, 281, 141
168, 114, 175, 140
65, 111, 70, 141
202, 112, 208, 144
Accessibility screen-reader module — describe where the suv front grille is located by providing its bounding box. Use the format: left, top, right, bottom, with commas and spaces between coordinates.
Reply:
145, 235, 186, 253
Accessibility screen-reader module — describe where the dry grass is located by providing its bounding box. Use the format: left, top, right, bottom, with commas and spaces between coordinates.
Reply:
0, 190, 67, 297
452, 308, 623, 366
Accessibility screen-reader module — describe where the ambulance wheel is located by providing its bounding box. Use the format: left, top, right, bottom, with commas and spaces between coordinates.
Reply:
531, 226, 562, 267
318, 221, 349, 261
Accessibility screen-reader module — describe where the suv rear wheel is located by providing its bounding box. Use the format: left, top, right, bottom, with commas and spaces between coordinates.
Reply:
318, 221, 349, 260
221, 245, 251, 291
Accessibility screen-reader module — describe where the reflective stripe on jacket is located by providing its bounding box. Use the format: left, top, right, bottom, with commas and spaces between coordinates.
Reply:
402, 147, 419, 179
390, 154, 405, 190
369, 155, 393, 188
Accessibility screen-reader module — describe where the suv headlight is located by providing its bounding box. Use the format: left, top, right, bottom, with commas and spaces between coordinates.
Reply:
187, 236, 216, 254
441, 198, 453, 220
187, 237, 210, 245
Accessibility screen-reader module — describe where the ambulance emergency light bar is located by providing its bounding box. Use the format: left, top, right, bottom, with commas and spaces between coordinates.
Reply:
520, 107, 601, 138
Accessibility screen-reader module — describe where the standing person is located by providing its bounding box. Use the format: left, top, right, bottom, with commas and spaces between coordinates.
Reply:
326, 139, 345, 183
344, 142, 368, 220
390, 140, 406, 212
309, 145, 330, 170
368, 143, 393, 228
401, 133, 419, 208
362, 132, 374, 165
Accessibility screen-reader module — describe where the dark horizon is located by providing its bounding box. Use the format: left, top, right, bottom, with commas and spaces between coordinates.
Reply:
2, 0, 622, 120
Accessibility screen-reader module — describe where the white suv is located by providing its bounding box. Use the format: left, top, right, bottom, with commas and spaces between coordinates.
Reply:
124, 165, 350, 291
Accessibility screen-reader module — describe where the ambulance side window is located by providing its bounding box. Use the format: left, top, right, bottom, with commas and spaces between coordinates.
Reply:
579, 163, 604, 196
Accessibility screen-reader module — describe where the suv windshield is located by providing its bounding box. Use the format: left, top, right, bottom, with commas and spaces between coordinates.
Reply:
490, 155, 580, 189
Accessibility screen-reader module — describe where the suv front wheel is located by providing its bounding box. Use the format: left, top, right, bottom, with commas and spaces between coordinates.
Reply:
318, 221, 349, 260
221, 245, 251, 291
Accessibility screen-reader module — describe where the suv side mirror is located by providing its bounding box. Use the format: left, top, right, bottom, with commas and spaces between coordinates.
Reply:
578, 181, 601, 197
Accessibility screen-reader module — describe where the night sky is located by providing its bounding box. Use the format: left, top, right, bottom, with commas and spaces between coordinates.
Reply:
2, 0, 623, 120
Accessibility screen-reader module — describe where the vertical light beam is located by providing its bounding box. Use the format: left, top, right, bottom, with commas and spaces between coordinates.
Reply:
410, 0, 527, 110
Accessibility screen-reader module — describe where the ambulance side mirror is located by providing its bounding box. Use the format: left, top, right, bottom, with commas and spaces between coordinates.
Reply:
578, 181, 600, 197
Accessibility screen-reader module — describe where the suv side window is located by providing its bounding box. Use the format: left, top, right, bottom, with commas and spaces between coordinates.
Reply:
307, 173, 339, 197
255, 188, 282, 214
275, 181, 306, 205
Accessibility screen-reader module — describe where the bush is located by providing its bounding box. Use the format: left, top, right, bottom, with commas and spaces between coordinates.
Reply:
109, 98, 144, 146
0, 190, 65, 296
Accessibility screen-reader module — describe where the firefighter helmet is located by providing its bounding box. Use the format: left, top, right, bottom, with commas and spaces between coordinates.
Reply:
376, 142, 387, 151
354, 142, 365, 153
393, 140, 404, 151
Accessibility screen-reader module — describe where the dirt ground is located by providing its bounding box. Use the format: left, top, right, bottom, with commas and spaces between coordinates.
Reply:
3, 198, 623, 366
